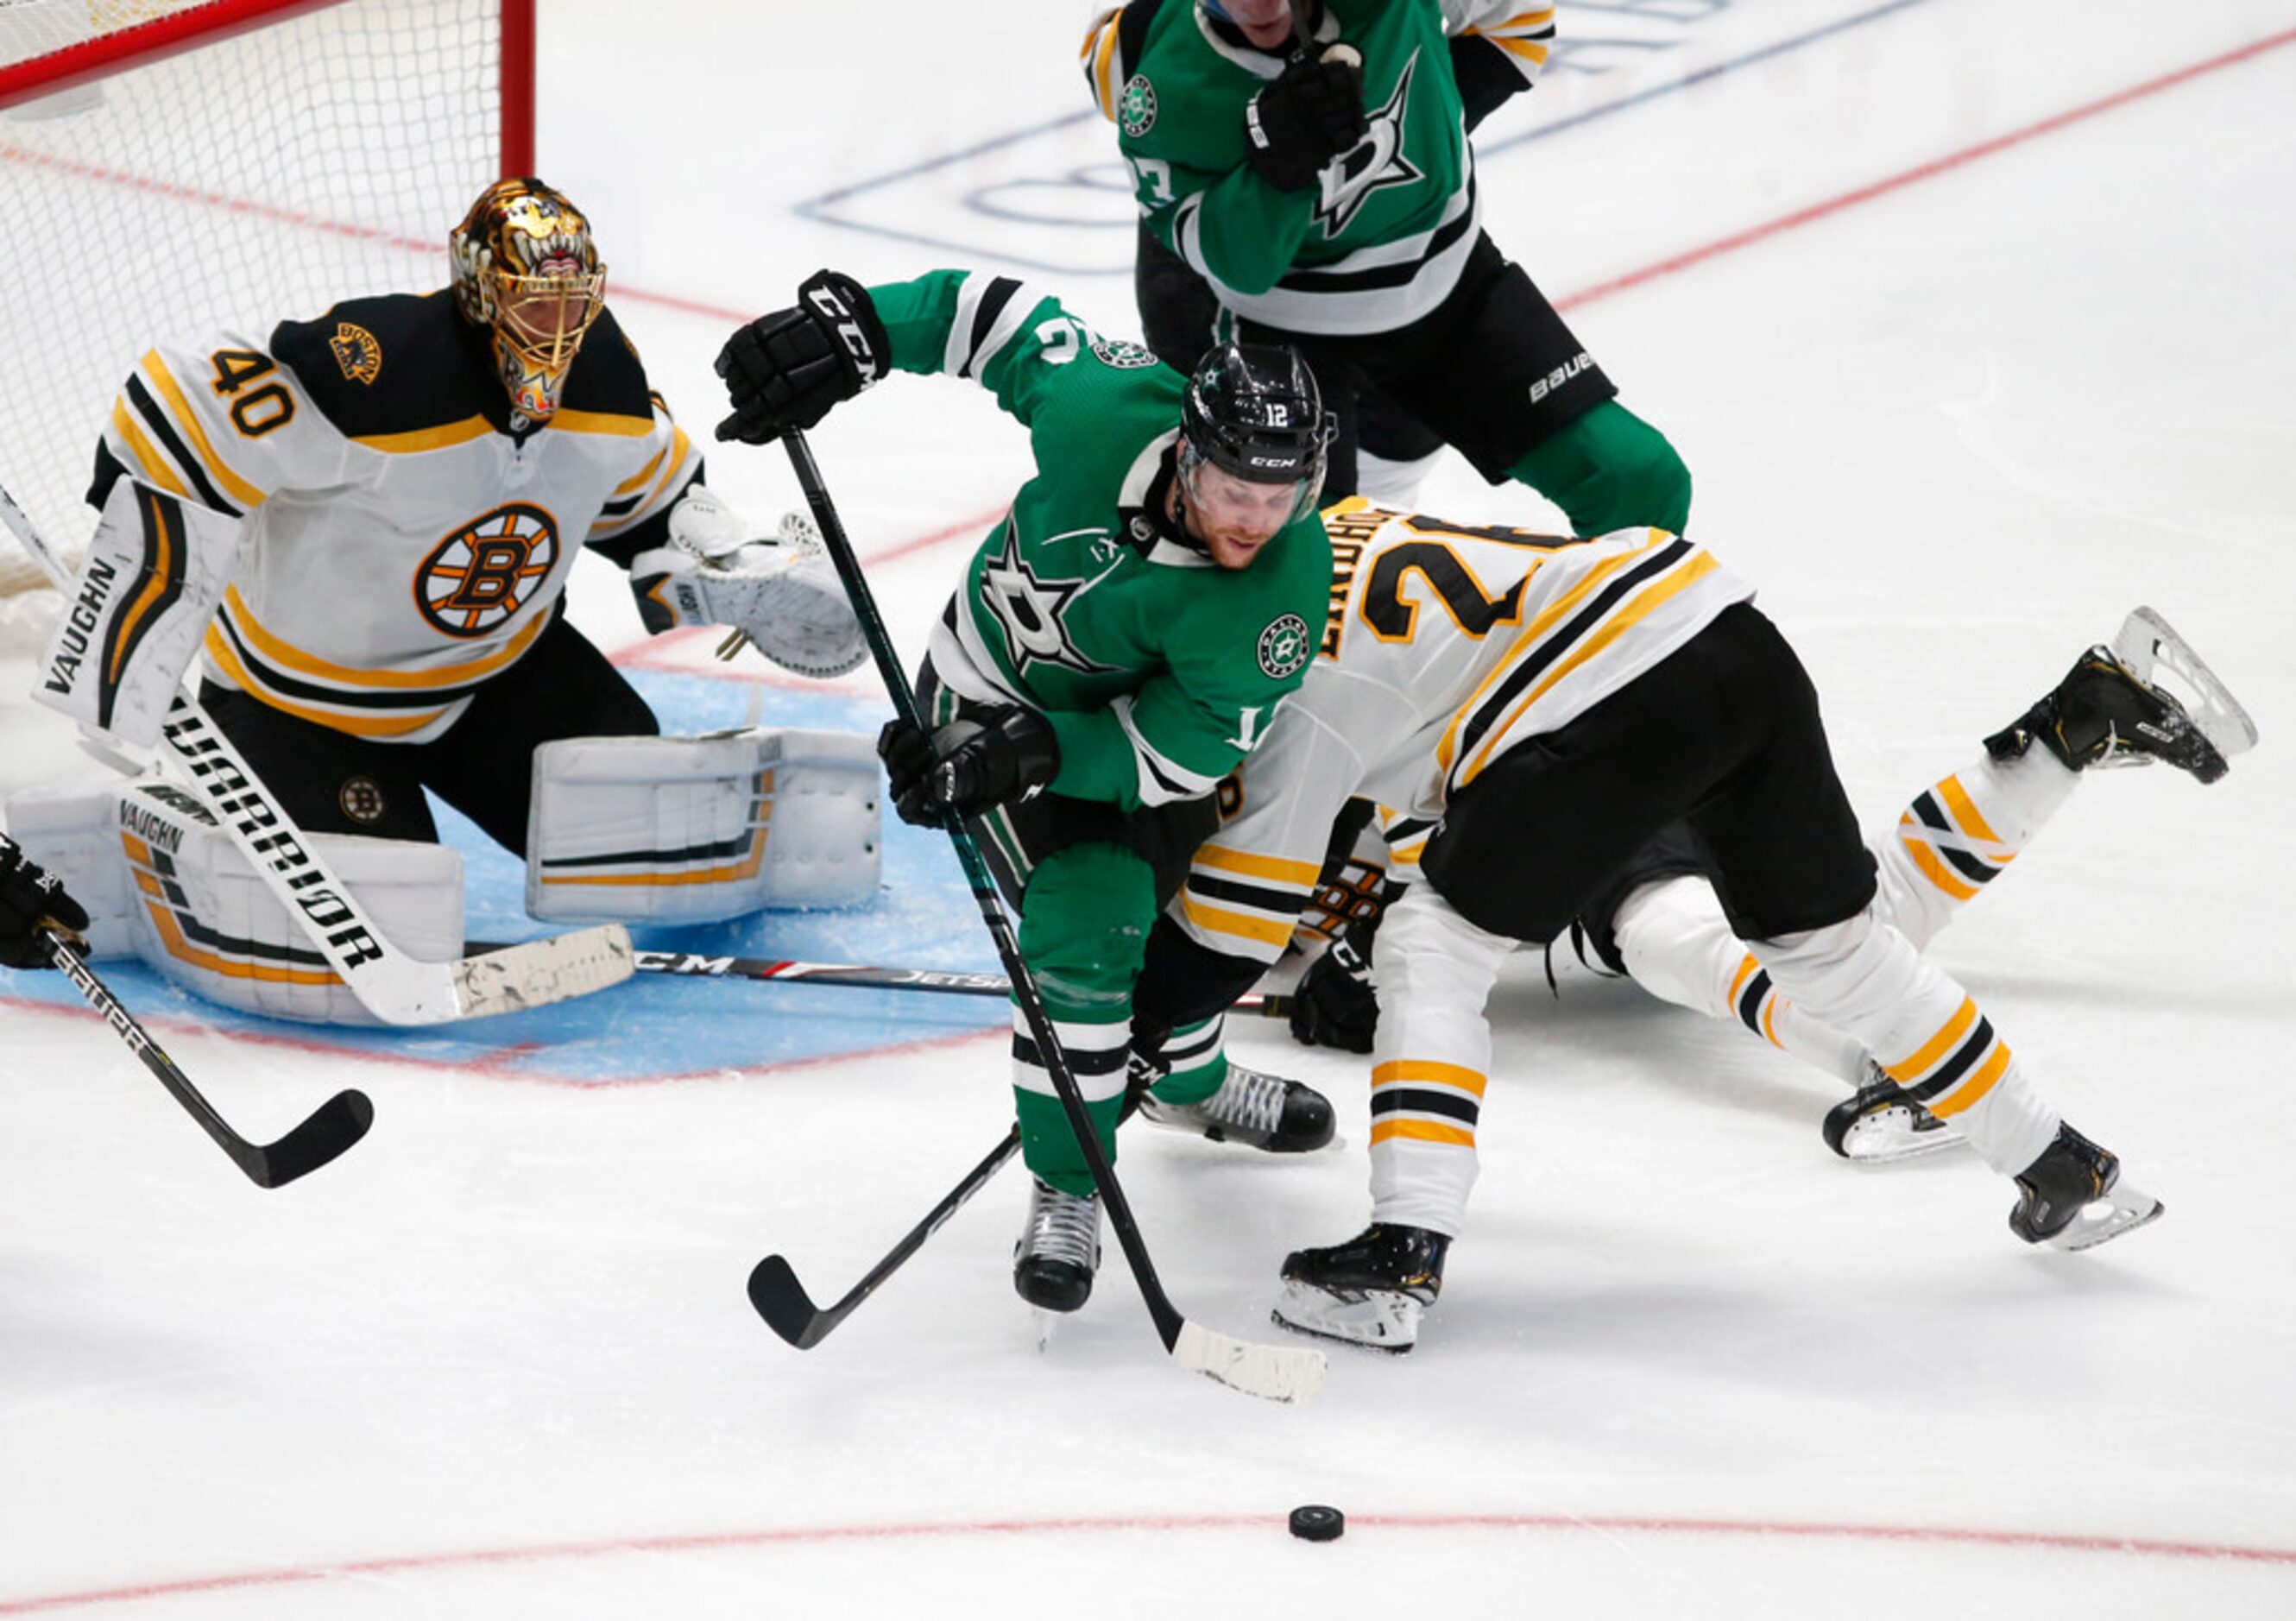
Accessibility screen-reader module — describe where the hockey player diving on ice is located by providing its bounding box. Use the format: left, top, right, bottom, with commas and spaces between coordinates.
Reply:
9, 178, 882, 1026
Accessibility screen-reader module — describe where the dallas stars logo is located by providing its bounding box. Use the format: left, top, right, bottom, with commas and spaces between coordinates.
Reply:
1315, 50, 1424, 238
979, 521, 1118, 678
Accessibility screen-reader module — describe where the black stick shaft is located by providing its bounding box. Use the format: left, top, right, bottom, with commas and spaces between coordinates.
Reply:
781, 429, 1194, 1353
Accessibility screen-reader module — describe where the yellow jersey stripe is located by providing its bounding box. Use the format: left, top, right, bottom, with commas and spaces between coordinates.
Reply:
1178, 891, 1296, 950
1190, 843, 1324, 888
352, 416, 496, 455
143, 352, 268, 510
547, 407, 655, 438
203, 626, 449, 737
219, 586, 548, 690
1457, 549, 1723, 786
108, 495, 176, 685
108, 401, 192, 499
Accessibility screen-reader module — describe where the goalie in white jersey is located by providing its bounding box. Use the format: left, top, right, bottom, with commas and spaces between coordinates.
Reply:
74, 176, 865, 857
13, 179, 878, 1025
1132, 499, 2168, 1353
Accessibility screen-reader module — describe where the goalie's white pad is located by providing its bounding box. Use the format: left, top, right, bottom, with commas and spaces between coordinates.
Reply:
630, 490, 866, 678
5, 779, 464, 1026
33, 479, 242, 748
527, 728, 880, 924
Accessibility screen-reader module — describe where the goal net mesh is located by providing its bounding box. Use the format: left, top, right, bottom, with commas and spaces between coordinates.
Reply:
0, 0, 508, 645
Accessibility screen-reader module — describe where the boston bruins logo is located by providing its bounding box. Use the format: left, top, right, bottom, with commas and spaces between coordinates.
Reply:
416, 502, 560, 637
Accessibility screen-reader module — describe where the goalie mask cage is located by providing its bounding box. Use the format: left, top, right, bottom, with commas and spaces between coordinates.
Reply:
0, 0, 534, 644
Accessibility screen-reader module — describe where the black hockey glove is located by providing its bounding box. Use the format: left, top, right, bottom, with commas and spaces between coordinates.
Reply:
0, 836, 89, 970
713, 269, 889, 445
875, 707, 1059, 826
1288, 929, 1377, 1053
1244, 47, 1368, 192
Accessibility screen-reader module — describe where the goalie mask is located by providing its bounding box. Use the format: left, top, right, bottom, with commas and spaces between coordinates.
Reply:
450, 177, 609, 422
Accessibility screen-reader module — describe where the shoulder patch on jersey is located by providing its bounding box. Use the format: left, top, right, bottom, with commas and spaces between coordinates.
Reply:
1120, 72, 1157, 136
1091, 336, 1160, 369
1257, 612, 1312, 679
329, 322, 382, 385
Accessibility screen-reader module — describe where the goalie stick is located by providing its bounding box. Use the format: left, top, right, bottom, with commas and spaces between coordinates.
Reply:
40, 929, 373, 1187
464, 940, 1296, 1017
0, 477, 634, 1026
767, 428, 1325, 1403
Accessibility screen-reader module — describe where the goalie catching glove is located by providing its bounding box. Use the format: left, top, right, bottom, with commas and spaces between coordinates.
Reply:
630, 488, 867, 678
877, 707, 1058, 826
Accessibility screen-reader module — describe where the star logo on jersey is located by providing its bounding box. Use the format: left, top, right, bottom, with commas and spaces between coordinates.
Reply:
1257, 613, 1312, 679
977, 520, 1118, 678
1120, 73, 1157, 137
1315, 51, 1425, 239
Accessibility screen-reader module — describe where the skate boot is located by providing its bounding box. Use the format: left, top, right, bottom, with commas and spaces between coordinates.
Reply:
2009, 1123, 2164, 1252
1985, 608, 2255, 784
1135, 1059, 1336, 1153
1012, 1177, 1101, 1313
1821, 1063, 1965, 1163
1271, 1222, 1450, 1353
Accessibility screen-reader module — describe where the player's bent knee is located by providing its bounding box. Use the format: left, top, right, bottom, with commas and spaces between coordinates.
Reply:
527, 728, 880, 924
1511, 401, 1694, 536
1019, 842, 1156, 1010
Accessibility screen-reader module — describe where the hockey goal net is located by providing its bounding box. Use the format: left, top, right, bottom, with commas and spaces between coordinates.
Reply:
0, 0, 533, 647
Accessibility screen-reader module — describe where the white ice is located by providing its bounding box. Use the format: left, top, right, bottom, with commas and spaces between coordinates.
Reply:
3, 0, 2294, 1614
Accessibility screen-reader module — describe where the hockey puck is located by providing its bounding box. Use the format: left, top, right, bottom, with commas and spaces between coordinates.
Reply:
1289, 1504, 1345, 1542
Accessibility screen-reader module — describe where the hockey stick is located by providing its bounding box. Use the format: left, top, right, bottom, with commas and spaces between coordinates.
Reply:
464, 939, 1296, 1016
772, 428, 1324, 1403
748, 1126, 1021, 1347
38, 929, 374, 1187
0, 478, 634, 1025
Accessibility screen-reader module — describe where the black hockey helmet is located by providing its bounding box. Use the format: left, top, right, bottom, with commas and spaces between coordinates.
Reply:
1179, 341, 1334, 524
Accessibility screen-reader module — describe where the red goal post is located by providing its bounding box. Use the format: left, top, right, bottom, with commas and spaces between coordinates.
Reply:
0, 0, 534, 642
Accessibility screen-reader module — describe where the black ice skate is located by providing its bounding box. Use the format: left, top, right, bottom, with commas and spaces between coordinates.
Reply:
1012, 1176, 1101, 1313
1135, 1059, 1336, 1153
1821, 1063, 1965, 1163
2009, 1123, 2163, 1252
1271, 1223, 1451, 1353
1985, 608, 2255, 784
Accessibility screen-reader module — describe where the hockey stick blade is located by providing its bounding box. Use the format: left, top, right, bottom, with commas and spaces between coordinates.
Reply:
453, 925, 634, 1019
1174, 1320, 1327, 1403
747, 1126, 1025, 1349
43, 930, 375, 1188
747, 1256, 834, 1348
243, 1088, 376, 1189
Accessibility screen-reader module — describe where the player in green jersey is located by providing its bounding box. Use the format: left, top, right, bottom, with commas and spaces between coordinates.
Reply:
1082, 1, 1691, 529
715, 268, 1338, 1313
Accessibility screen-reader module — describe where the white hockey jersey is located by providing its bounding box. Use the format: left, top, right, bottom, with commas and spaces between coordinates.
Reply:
1173, 499, 1755, 962
96, 291, 699, 742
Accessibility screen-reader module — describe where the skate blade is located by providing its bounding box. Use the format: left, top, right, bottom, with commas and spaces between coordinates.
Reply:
2114, 608, 2258, 761
1838, 1107, 1966, 1164
2044, 1181, 2166, 1252
1271, 1280, 1421, 1353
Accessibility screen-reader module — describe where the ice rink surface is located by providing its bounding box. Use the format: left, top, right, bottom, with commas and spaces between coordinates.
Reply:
3, 0, 2295, 1613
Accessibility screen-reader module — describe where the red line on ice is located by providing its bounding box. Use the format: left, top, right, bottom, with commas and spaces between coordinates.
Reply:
3, 1511, 2290, 1614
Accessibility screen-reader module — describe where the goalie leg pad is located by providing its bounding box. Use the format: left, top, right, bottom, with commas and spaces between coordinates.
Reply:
527, 728, 880, 924
9, 780, 464, 1025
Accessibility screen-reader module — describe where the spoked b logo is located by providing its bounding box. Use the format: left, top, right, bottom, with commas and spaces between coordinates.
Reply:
417, 502, 560, 637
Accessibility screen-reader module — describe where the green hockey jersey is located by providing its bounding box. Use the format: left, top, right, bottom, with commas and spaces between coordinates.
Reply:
869, 269, 1332, 812
1082, 1, 1554, 335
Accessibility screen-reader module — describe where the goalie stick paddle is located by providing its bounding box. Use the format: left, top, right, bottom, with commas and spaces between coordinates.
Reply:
41, 930, 374, 1188
773, 428, 1325, 1403
0, 476, 634, 1026
464, 940, 1295, 1017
